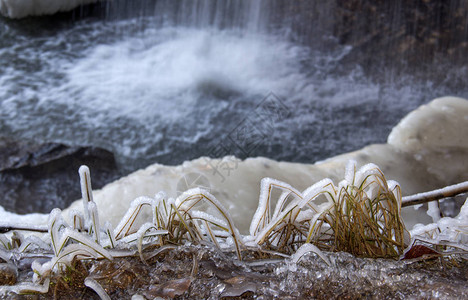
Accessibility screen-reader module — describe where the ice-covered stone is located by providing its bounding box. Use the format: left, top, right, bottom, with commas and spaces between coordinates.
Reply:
0, 0, 105, 18
388, 96, 468, 185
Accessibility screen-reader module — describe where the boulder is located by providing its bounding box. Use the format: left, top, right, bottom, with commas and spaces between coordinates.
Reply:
0, 0, 105, 19
0, 139, 120, 214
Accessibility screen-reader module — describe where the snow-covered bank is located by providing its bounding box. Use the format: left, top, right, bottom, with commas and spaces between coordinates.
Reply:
0, 0, 102, 18
59, 96, 468, 232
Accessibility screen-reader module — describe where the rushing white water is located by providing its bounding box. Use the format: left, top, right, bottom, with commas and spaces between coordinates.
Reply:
1, 13, 461, 172
65, 27, 311, 120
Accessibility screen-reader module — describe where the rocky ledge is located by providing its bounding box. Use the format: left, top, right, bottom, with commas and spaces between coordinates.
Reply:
0, 139, 120, 214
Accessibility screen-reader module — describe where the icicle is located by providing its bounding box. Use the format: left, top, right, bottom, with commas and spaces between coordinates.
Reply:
427, 201, 441, 222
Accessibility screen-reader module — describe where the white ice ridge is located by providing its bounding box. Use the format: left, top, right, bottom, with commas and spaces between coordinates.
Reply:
0, 0, 104, 18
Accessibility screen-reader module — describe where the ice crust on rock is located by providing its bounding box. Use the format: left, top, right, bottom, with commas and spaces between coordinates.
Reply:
388, 96, 468, 185
0, 0, 104, 18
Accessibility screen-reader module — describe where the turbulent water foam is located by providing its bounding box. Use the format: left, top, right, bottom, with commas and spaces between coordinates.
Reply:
64, 27, 310, 119
2, 16, 462, 174
1, 0, 468, 177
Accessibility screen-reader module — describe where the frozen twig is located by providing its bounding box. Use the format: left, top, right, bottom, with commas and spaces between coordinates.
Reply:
0, 224, 48, 234
402, 181, 468, 207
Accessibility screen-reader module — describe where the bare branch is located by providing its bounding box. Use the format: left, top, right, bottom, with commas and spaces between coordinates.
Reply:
402, 181, 468, 207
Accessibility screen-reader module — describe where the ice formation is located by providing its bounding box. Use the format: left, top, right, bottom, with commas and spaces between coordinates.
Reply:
0, 0, 103, 18
388, 96, 468, 185
0, 97, 467, 236
410, 197, 468, 246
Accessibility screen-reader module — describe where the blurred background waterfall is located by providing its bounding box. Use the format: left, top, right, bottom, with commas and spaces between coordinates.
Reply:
0, 0, 467, 213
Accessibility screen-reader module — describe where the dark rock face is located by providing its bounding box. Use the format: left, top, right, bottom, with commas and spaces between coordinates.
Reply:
333, 0, 468, 78
0, 138, 120, 214
252, 0, 468, 83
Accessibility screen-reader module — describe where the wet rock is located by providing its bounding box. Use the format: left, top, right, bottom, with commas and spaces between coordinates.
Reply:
0, 263, 18, 285
0, 138, 120, 214
333, 0, 468, 78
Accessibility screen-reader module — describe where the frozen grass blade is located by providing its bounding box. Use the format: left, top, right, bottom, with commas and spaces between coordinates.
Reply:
2, 278, 51, 295
79, 165, 93, 223
84, 277, 111, 300
0, 234, 11, 250
103, 221, 116, 249
0, 248, 11, 262
250, 178, 304, 237
51, 244, 105, 270
176, 188, 243, 260
88, 202, 101, 244
136, 222, 168, 263
113, 197, 154, 240
18, 235, 50, 253
57, 228, 112, 260
291, 243, 331, 266
69, 210, 85, 231
48, 208, 67, 256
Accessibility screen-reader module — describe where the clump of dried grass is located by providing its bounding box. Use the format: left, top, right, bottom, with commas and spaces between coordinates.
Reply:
312, 164, 409, 258
250, 161, 410, 259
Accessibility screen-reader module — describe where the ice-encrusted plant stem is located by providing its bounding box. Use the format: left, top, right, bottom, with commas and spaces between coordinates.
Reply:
249, 162, 410, 258
1, 162, 467, 298
402, 181, 468, 207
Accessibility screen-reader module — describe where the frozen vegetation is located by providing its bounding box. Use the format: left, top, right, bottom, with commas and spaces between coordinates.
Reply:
0, 158, 466, 298
0, 1, 467, 297
0, 97, 467, 297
